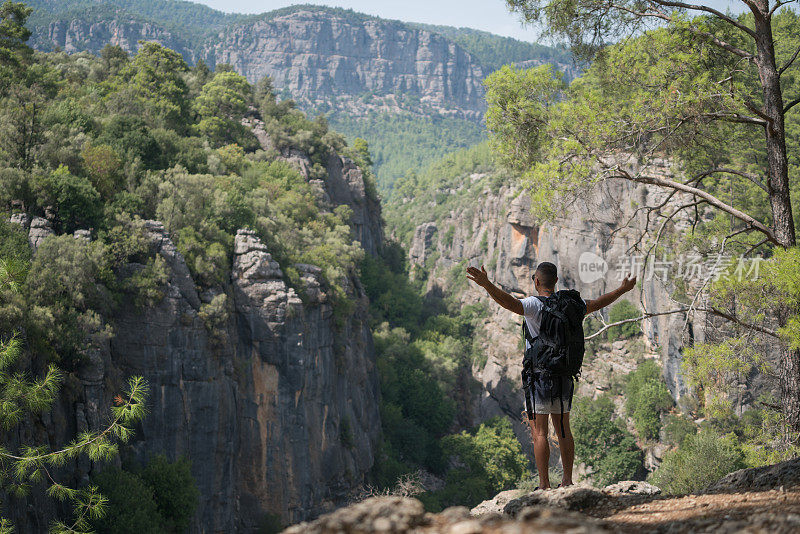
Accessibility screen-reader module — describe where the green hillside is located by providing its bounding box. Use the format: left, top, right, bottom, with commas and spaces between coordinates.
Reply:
329, 112, 486, 193
410, 22, 573, 74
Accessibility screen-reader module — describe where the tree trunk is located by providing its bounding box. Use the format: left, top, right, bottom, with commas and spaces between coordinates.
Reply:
752, 4, 800, 434
754, 15, 794, 247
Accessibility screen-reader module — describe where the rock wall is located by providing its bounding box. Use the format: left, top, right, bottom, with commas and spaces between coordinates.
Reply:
106, 224, 380, 531
201, 9, 487, 118
5, 147, 383, 532
403, 168, 697, 460
37, 16, 193, 58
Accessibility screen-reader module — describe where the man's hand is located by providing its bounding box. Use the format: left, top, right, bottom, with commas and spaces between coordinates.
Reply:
619, 274, 637, 293
466, 265, 490, 288
586, 274, 638, 315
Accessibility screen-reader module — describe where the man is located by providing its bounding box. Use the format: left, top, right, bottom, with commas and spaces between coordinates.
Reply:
466, 261, 636, 489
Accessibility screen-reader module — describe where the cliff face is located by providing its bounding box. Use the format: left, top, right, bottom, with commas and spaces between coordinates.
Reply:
6, 149, 383, 533
201, 10, 487, 118
107, 223, 379, 531
400, 168, 696, 461
37, 16, 192, 57
29, 6, 499, 120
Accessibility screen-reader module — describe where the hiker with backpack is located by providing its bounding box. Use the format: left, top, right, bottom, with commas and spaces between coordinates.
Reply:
466, 261, 636, 490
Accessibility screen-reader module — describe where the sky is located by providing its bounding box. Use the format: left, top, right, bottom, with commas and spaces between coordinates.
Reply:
191, 0, 748, 42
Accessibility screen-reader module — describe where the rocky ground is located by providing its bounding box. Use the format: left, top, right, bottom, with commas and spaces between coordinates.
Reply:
283, 458, 800, 533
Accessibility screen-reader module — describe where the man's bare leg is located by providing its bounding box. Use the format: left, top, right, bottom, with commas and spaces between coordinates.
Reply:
528, 414, 551, 489
551, 412, 574, 486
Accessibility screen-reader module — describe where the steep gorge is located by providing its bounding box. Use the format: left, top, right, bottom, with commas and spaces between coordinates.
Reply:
387, 154, 712, 470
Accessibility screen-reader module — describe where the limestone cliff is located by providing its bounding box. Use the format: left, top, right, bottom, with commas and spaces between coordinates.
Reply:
39, 14, 193, 57
27, 4, 573, 121
200, 9, 486, 119
5, 145, 383, 532
395, 165, 700, 466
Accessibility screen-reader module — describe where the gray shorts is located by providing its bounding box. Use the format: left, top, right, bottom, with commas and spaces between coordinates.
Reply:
523, 374, 574, 415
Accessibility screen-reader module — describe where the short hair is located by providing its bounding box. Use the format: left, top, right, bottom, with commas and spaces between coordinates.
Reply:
534, 262, 558, 289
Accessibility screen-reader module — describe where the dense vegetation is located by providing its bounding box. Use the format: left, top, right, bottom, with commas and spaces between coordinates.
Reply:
625, 360, 674, 441
410, 22, 573, 75
24, 0, 579, 194
93, 456, 199, 533
361, 241, 528, 511
328, 112, 485, 193
384, 142, 508, 247
571, 396, 642, 486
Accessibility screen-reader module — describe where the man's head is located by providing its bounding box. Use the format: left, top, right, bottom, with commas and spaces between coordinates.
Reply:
533, 262, 558, 294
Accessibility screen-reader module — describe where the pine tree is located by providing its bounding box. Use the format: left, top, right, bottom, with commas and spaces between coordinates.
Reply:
0, 260, 148, 534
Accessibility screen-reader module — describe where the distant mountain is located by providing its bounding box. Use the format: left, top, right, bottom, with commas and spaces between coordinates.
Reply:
24, 0, 577, 189
26, 1, 575, 113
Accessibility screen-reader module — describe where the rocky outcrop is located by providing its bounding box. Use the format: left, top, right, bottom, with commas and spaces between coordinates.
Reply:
324, 153, 384, 257
5, 143, 384, 532
284, 495, 613, 534
202, 9, 487, 119
97, 220, 380, 531
704, 457, 800, 493
35, 15, 192, 57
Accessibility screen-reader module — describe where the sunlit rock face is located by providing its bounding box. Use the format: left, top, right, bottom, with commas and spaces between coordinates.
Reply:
404, 165, 700, 463
201, 9, 487, 119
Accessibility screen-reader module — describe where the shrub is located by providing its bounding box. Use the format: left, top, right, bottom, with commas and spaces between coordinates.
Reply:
663, 414, 697, 447
625, 360, 673, 441
649, 428, 745, 495
607, 300, 640, 340
140, 455, 200, 533
437, 417, 528, 508
92, 466, 167, 534
39, 165, 102, 233
572, 396, 642, 486
93, 455, 200, 533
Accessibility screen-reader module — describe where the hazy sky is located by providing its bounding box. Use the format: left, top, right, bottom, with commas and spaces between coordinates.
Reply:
191, 0, 748, 42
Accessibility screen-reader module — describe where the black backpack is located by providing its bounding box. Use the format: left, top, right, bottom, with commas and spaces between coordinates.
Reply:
521, 289, 586, 435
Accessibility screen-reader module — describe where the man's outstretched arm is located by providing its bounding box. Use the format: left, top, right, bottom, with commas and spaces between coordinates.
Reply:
466, 265, 524, 315
585, 275, 637, 314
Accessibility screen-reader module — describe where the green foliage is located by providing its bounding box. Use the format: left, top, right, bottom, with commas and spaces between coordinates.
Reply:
38, 165, 102, 233
24, 235, 111, 361
125, 42, 189, 130
0, 328, 148, 533
374, 325, 455, 471
649, 428, 745, 495
140, 455, 200, 532
329, 111, 485, 192
92, 466, 166, 534
0, 0, 32, 95
662, 414, 697, 447
409, 22, 573, 75
435, 417, 528, 508
624, 360, 673, 441
385, 142, 503, 247
571, 396, 642, 486
92, 455, 198, 533
484, 64, 565, 173
606, 300, 640, 341
360, 250, 423, 334
195, 71, 253, 147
